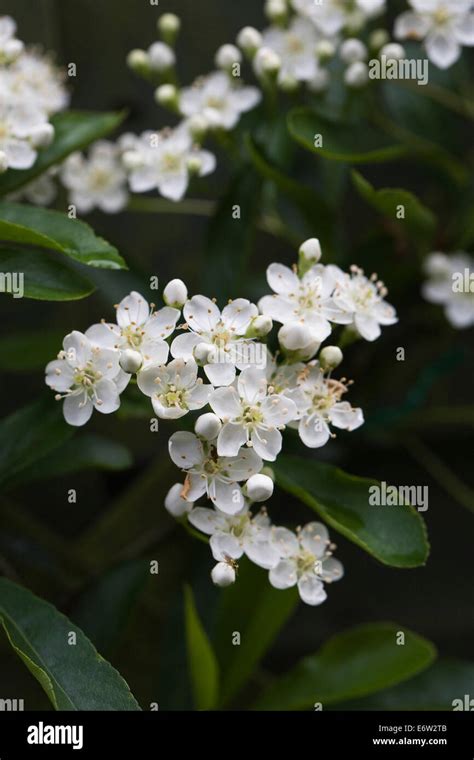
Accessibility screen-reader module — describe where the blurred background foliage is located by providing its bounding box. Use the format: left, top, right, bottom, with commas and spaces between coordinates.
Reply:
0, 0, 473, 709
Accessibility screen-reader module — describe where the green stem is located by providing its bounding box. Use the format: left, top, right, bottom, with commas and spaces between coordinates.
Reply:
403, 436, 474, 514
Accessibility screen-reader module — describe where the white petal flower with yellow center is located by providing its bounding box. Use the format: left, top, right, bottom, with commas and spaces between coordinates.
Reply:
260, 16, 321, 83
179, 71, 261, 130
292, 0, 385, 36
0, 101, 50, 171
288, 362, 364, 448
137, 357, 212, 419
269, 522, 344, 605
209, 366, 297, 461
188, 505, 281, 569
86, 291, 180, 371
171, 295, 262, 386
45, 331, 129, 426
331, 265, 398, 341
258, 262, 352, 343
6, 50, 69, 115
124, 127, 216, 202
168, 431, 262, 514
395, 0, 474, 69
61, 141, 128, 214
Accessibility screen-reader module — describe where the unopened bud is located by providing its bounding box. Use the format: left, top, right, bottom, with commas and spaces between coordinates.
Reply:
247, 315, 273, 338
193, 342, 212, 365
380, 43, 405, 60
119, 349, 143, 374
315, 40, 336, 62
319, 345, 343, 371
369, 29, 390, 52
195, 412, 222, 441
344, 61, 369, 88
264, 0, 287, 24
339, 38, 368, 64
253, 46, 281, 78
148, 41, 175, 72
299, 237, 322, 265
186, 114, 209, 143
158, 13, 181, 46
4, 38, 23, 62
163, 278, 188, 308
30, 123, 54, 149
215, 44, 242, 71
246, 473, 274, 502
127, 48, 150, 76
236, 26, 262, 57
155, 83, 178, 109
211, 562, 236, 587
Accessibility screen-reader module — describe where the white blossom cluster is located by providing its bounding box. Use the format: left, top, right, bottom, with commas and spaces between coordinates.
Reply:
422, 251, 474, 328
45, 238, 397, 604
0, 16, 69, 174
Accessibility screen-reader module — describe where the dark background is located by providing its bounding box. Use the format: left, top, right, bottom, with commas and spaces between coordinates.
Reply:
0, 0, 473, 710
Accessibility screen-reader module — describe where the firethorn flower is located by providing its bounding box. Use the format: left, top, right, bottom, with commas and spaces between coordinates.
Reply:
209, 366, 297, 460
86, 291, 180, 370
269, 522, 344, 605
0, 16, 23, 63
45, 331, 128, 426
0, 101, 51, 170
7, 50, 69, 115
292, 0, 385, 37
168, 431, 262, 514
137, 357, 213, 419
331, 265, 398, 341
260, 16, 322, 84
61, 141, 128, 214
179, 71, 261, 130
422, 251, 474, 328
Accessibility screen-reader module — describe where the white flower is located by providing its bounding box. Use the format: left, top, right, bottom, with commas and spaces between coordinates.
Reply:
61, 141, 128, 214
137, 357, 212, 418
258, 262, 351, 343
188, 504, 280, 569
331, 265, 398, 341
209, 367, 297, 461
288, 362, 364, 447
5, 50, 69, 114
269, 522, 344, 606
45, 331, 129, 426
0, 16, 23, 63
168, 431, 262, 514
246, 472, 274, 502
215, 44, 242, 70
394, 0, 474, 69
0, 101, 49, 170
171, 295, 262, 386
260, 17, 321, 83
86, 291, 180, 369
124, 127, 215, 202
147, 41, 175, 71
339, 38, 368, 63
292, 0, 385, 36
236, 26, 263, 55
422, 251, 474, 328
179, 71, 261, 130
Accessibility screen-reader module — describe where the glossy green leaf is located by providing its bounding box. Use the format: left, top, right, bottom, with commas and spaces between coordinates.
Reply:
0, 578, 141, 710
336, 659, 474, 710
274, 456, 429, 568
254, 622, 436, 710
184, 585, 219, 710
0, 201, 126, 269
215, 558, 298, 706
0, 248, 94, 300
352, 170, 436, 241
0, 397, 74, 491
288, 108, 408, 163
0, 110, 126, 196
0, 328, 66, 371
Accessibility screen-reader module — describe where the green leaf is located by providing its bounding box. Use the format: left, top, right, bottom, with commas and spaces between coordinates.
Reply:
0, 578, 141, 710
245, 132, 334, 250
72, 560, 149, 657
336, 659, 474, 710
0, 328, 66, 371
254, 622, 436, 710
274, 455, 429, 568
0, 110, 126, 196
12, 434, 133, 486
214, 558, 298, 706
351, 170, 436, 242
0, 248, 94, 300
184, 585, 219, 710
0, 397, 74, 491
0, 201, 126, 269
288, 108, 408, 164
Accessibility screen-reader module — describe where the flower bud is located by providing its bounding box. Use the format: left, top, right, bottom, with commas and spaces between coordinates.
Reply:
369, 28, 390, 52
247, 315, 273, 338
30, 123, 54, 149
253, 46, 281, 78
380, 43, 405, 60
163, 278, 188, 308
308, 69, 330, 93
154, 83, 178, 109
193, 342, 212, 365
215, 43, 242, 71
299, 237, 322, 265
186, 154, 203, 175
246, 473, 274, 502
319, 345, 343, 371
211, 561, 236, 587
165, 483, 193, 518
265, 0, 287, 23
0, 151, 9, 174
315, 40, 335, 62
119, 348, 143, 374
339, 38, 367, 64
278, 322, 314, 351
186, 114, 209, 143
126, 48, 150, 77
148, 41, 175, 72
158, 13, 181, 46
4, 38, 24, 62
195, 412, 222, 441
236, 26, 262, 57
344, 61, 369, 88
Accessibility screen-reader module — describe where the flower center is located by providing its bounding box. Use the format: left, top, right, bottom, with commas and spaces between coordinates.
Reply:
122, 325, 144, 348
90, 168, 111, 191
161, 386, 186, 408
433, 7, 450, 25
240, 404, 264, 427
296, 550, 318, 576
287, 35, 304, 54
73, 363, 102, 391
162, 152, 181, 172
